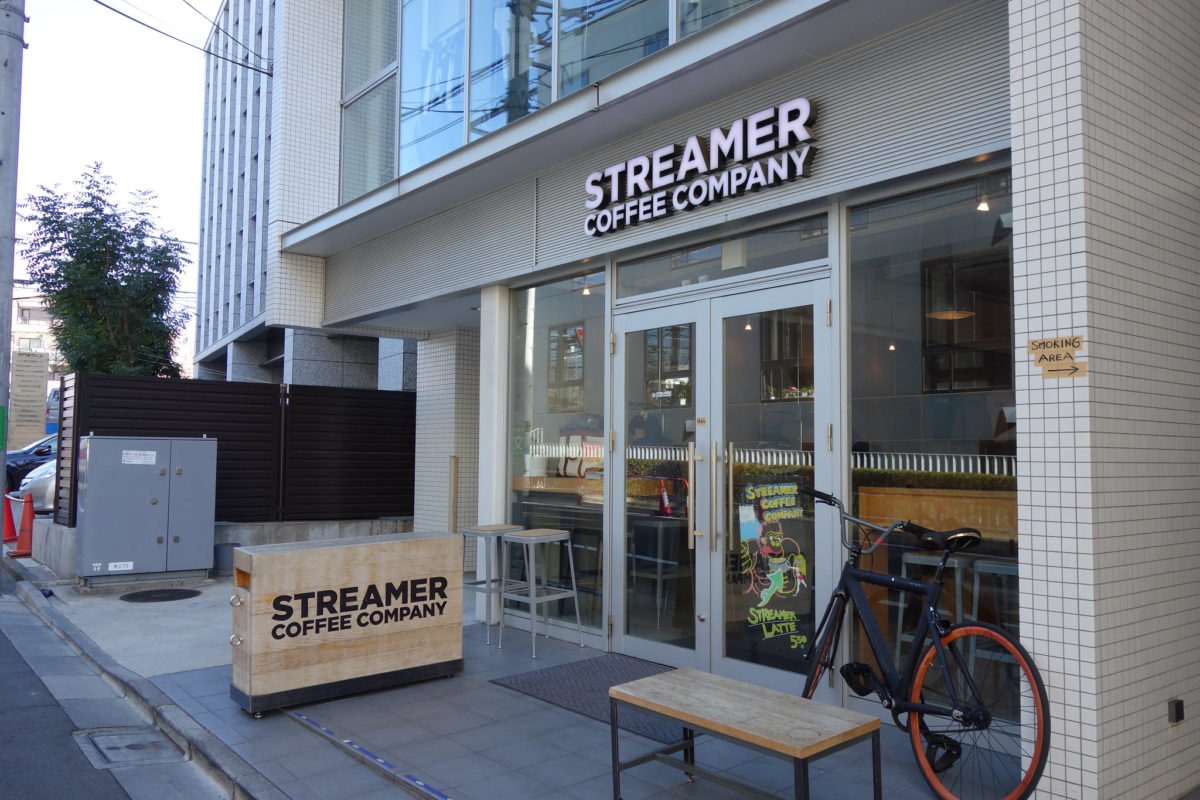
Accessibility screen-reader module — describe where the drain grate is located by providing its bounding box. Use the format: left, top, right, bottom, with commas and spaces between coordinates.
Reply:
73, 727, 185, 769
119, 589, 202, 603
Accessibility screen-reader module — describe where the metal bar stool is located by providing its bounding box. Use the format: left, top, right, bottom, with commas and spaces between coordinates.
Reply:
461, 524, 525, 645
499, 528, 584, 657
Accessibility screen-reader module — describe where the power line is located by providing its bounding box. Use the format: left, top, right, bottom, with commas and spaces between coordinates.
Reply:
91, 0, 273, 77
176, 0, 269, 63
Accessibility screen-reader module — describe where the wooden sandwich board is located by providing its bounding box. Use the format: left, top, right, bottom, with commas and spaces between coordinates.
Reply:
229, 531, 463, 714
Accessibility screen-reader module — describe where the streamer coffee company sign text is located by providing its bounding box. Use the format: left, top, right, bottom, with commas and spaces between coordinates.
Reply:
583, 97, 817, 237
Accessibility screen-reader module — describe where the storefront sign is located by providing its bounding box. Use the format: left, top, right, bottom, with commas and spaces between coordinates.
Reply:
1028, 335, 1087, 378
583, 97, 817, 237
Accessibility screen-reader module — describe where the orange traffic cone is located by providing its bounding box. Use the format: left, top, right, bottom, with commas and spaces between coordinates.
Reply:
2, 494, 15, 544
7, 493, 34, 558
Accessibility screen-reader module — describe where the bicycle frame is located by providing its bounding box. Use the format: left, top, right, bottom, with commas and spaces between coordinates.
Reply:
808, 545, 974, 721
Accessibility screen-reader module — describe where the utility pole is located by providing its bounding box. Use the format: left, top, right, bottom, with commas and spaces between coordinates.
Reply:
0, 0, 26, 452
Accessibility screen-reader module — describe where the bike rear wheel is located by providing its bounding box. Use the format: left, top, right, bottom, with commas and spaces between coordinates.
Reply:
909, 622, 1049, 800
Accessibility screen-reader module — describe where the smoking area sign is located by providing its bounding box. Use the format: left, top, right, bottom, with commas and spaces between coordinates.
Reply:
1027, 335, 1087, 379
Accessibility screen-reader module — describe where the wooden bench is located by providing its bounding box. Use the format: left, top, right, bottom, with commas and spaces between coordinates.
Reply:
609, 668, 881, 800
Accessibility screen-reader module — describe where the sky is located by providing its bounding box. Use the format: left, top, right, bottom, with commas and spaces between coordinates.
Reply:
16, 0, 225, 326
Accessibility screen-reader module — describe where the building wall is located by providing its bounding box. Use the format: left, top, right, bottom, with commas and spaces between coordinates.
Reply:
1010, 1, 1200, 798
414, 329, 480, 533
197, 0, 273, 354
324, 0, 1010, 325
264, 0, 342, 334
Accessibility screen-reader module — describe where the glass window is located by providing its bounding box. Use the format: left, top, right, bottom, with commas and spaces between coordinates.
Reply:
678, 0, 760, 38
848, 171, 1017, 668
617, 214, 827, 298
469, 0, 552, 139
341, 77, 397, 202
559, 0, 669, 97
343, 0, 397, 95
547, 324, 586, 412
509, 271, 608, 630
400, 0, 467, 173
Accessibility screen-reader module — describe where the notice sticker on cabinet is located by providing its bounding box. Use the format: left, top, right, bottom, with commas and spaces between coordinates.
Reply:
108, 562, 134, 572
121, 450, 157, 465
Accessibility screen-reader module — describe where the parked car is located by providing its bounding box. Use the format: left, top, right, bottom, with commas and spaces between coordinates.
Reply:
17, 458, 56, 513
6, 434, 57, 492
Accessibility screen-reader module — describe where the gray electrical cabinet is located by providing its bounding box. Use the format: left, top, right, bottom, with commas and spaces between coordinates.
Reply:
74, 436, 217, 578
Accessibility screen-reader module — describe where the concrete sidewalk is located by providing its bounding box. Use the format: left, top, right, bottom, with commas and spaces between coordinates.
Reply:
0, 550, 935, 800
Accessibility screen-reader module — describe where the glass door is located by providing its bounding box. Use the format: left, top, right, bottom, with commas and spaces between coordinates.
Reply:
613, 280, 835, 700
709, 284, 834, 700
614, 301, 713, 670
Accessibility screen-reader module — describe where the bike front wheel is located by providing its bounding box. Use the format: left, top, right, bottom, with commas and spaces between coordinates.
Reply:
909, 622, 1050, 800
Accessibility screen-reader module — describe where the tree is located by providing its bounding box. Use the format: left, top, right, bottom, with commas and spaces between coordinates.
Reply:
21, 164, 188, 378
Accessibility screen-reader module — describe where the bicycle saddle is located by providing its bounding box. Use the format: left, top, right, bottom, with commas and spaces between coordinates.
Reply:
898, 521, 982, 552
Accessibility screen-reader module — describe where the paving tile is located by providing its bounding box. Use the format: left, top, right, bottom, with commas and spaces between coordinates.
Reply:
420, 705, 496, 736
450, 768, 555, 800
22, 654, 100, 676
446, 719, 530, 752
274, 745, 363, 780
385, 733, 473, 767
518, 752, 611, 790
568, 771, 664, 800
40, 673, 118, 701
535, 717, 613, 751
59, 697, 147, 729
109, 760, 228, 800
479, 736, 570, 770
354, 719, 437, 752
303, 763, 407, 799
235, 730, 323, 764
420, 751, 511, 787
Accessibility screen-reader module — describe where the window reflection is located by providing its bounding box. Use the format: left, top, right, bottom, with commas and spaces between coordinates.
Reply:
510, 273, 608, 629
558, 0, 669, 97
400, 0, 467, 173
617, 215, 827, 298
341, 77, 397, 202
678, 0, 761, 38
469, 0, 553, 138
849, 171, 1017, 670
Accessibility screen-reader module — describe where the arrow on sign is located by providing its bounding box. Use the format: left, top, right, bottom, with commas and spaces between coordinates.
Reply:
1042, 362, 1088, 379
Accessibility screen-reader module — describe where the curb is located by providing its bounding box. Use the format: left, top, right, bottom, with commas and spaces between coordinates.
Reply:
2, 554, 288, 800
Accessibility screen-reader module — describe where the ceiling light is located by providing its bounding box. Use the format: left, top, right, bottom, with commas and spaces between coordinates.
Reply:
976, 197, 990, 212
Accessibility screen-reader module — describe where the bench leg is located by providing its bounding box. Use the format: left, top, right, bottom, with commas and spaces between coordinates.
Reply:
610, 698, 622, 800
872, 728, 882, 800
683, 727, 696, 781
793, 757, 810, 800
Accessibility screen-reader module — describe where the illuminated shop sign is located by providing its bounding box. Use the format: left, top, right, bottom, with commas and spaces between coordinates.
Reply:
583, 97, 816, 237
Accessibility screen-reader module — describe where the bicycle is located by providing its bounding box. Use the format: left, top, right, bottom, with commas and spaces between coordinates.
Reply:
798, 488, 1049, 800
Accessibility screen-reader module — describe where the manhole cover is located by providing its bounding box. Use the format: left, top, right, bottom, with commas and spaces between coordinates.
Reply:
118, 589, 202, 603
72, 727, 185, 769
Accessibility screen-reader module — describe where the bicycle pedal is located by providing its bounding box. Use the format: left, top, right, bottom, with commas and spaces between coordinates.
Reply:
839, 662, 876, 697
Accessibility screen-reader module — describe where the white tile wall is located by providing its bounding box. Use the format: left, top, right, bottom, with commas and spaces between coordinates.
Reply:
414, 329, 481, 556
1010, 1, 1200, 797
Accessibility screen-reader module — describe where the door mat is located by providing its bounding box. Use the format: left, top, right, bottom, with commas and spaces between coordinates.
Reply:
490, 653, 678, 743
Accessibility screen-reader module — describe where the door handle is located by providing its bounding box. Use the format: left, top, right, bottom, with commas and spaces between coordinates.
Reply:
710, 440, 719, 552
686, 442, 702, 549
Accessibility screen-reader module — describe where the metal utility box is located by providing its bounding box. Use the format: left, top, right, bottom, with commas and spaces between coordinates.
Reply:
74, 436, 217, 578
